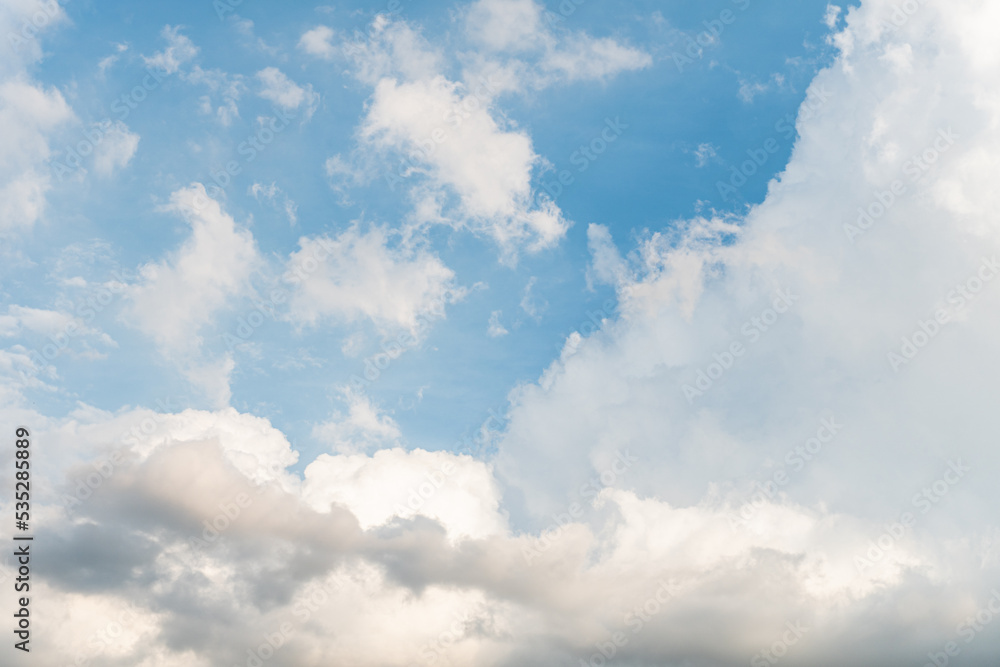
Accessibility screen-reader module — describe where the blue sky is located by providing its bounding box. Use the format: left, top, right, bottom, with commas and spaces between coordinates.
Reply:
6, 0, 1000, 665
9, 0, 837, 467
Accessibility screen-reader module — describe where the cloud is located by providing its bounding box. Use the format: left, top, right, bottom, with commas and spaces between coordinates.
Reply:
360, 73, 568, 259
283, 223, 459, 335
256, 67, 319, 120
518, 276, 547, 320
488, 310, 508, 337
91, 121, 140, 176
694, 141, 719, 167
142, 25, 198, 75
0, 305, 116, 360
311, 388, 402, 454
0, 77, 74, 232
11, 1, 1000, 665
298, 25, 337, 59
249, 181, 297, 225
122, 185, 259, 404
185, 65, 245, 126
464, 0, 652, 86
302, 446, 507, 542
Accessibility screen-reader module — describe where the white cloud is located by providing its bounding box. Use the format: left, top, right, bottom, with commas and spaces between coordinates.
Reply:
542, 34, 653, 82
298, 25, 337, 59
256, 67, 319, 120
0, 79, 74, 232
284, 223, 459, 334
13, 1, 1000, 665
464, 0, 652, 86
142, 25, 198, 75
91, 121, 139, 176
311, 388, 401, 454
122, 185, 258, 405
361, 74, 569, 259
302, 446, 507, 541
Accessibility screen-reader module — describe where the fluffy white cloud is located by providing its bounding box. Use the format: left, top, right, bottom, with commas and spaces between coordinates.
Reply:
361, 74, 568, 258
464, 0, 652, 86
11, 1, 1000, 665
0, 1, 73, 232
0, 77, 73, 232
284, 223, 459, 334
298, 25, 337, 59
124, 185, 258, 354
122, 185, 258, 404
302, 446, 507, 541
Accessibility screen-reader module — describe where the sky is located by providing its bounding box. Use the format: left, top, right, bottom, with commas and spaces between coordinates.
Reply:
2, 0, 1000, 665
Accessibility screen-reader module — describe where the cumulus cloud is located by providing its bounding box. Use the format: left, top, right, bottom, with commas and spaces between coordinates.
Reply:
284, 223, 460, 334
361, 73, 568, 259
298, 25, 337, 59
9, 1, 1000, 666
0, 74, 74, 233
122, 185, 258, 404
464, 0, 652, 86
